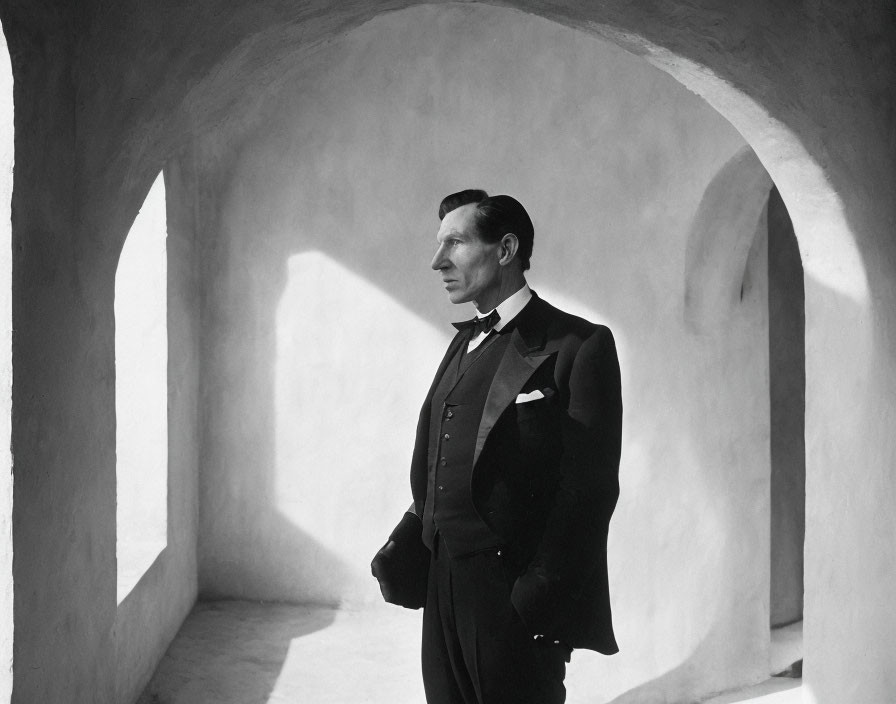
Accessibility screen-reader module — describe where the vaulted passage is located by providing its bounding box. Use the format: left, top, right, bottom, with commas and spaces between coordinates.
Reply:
3, 2, 895, 704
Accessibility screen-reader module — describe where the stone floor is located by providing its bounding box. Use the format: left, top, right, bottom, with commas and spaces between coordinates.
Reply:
138, 602, 802, 704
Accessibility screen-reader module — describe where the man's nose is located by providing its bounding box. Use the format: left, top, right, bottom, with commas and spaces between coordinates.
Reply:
431, 244, 448, 271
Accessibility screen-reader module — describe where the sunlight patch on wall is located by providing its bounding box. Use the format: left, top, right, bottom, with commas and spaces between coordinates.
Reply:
115, 172, 168, 605
274, 251, 447, 601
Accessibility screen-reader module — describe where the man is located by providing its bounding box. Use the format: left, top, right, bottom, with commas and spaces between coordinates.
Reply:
371, 190, 622, 704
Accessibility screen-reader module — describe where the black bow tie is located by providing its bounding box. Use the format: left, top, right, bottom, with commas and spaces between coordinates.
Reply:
452, 310, 500, 337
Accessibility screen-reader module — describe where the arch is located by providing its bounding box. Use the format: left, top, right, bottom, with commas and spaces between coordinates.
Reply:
86, 2, 872, 304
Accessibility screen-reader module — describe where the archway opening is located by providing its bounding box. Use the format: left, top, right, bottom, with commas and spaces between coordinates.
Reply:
768, 185, 806, 677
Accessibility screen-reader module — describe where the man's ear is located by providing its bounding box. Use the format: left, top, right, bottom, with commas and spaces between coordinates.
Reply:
498, 233, 519, 267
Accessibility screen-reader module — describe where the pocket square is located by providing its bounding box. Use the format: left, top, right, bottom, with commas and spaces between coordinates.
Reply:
516, 389, 545, 403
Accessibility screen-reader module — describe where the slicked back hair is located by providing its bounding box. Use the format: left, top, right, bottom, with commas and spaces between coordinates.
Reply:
437, 189, 534, 271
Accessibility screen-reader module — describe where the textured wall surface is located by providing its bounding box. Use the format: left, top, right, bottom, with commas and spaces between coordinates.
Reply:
0, 0, 893, 703
6, 8, 110, 703
196, 7, 770, 702
2, 5, 201, 698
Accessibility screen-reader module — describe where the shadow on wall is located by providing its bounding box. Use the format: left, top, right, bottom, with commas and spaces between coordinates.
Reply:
198, 204, 445, 605
198, 241, 356, 603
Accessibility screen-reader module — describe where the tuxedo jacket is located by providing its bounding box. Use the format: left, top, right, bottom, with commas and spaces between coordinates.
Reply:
378, 292, 622, 654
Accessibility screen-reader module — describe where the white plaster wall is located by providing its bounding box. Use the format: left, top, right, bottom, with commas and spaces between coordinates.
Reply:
198, 6, 772, 700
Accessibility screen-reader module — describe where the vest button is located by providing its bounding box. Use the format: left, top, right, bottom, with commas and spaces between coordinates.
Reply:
443, 433, 450, 440
440, 458, 447, 466
446, 410, 454, 418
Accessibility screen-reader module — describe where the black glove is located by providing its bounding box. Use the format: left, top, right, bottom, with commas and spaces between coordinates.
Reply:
510, 567, 565, 639
370, 512, 430, 609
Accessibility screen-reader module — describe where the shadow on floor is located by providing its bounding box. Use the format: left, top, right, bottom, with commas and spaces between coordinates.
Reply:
702, 677, 801, 704
137, 601, 337, 704
139, 602, 801, 704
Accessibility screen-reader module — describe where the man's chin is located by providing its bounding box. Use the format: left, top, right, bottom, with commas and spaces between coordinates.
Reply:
446, 290, 470, 305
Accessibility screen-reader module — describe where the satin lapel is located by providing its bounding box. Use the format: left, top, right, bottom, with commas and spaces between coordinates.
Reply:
471, 328, 551, 469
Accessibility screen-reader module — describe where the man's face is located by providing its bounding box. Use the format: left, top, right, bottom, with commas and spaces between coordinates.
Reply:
431, 203, 502, 307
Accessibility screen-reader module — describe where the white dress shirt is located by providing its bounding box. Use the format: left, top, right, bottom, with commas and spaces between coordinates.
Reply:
466, 284, 532, 352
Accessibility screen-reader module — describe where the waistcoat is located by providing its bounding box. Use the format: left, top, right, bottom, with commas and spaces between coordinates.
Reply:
421, 330, 513, 557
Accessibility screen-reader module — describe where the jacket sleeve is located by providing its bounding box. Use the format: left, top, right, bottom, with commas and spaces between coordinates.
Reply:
511, 325, 622, 636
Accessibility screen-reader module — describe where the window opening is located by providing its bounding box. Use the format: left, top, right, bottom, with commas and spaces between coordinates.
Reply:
115, 171, 168, 604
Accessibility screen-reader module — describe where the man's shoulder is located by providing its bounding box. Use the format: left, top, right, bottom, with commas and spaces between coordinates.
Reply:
529, 293, 612, 342
529, 296, 619, 378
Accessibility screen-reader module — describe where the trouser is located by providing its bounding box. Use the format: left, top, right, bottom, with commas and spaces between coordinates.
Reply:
422, 534, 571, 704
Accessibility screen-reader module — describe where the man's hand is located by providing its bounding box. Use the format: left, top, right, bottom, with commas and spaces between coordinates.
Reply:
370, 512, 430, 609
371, 540, 400, 602
510, 567, 564, 639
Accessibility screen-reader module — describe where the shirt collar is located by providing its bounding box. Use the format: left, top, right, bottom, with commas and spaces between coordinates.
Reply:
476, 283, 532, 332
